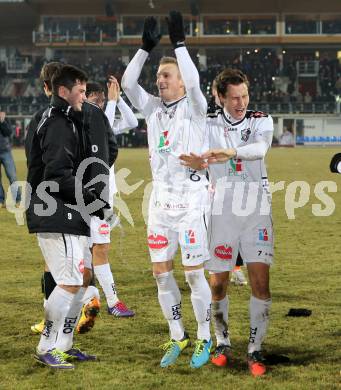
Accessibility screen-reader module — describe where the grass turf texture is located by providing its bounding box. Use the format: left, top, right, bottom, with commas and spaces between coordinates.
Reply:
0, 147, 340, 390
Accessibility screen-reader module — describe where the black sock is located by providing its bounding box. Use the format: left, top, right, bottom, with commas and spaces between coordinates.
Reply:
236, 253, 244, 267
43, 272, 57, 299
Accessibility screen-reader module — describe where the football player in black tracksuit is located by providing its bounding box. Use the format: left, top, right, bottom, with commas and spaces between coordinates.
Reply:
26, 64, 110, 369
26, 63, 118, 335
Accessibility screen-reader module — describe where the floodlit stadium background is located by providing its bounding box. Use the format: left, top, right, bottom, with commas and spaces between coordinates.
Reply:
0, 1, 340, 389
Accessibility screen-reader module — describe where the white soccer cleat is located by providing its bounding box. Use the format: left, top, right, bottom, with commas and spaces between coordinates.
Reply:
231, 268, 248, 286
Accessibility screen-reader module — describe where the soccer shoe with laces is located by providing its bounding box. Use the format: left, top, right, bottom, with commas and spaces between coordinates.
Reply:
248, 351, 267, 376
31, 319, 45, 334
76, 297, 100, 334
211, 344, 232, 367
107, 301, 135, 317
190, 339, 212, 368
34, 348, 74, 369
160, 332, 190, 368
231, 268, 248, 286
64, 347, 97, 362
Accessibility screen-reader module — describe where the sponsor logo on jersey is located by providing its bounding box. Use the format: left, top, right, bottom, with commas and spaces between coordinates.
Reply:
258, 228, 268, 241
228, 158, 248, 180
184, 229, 196, 245
148, 234, 168, 250
241, 128, 251, 142
99, 223, 110, 235
257, 228, 272, 247
78, 259, 84, 273
229, 158, 243, 172
158, 131, 171, 153
214, 245, 233, 260
224, 126, 237, 136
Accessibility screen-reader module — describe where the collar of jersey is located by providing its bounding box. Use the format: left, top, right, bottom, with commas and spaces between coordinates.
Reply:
162, 95, 186, 109
222, 108, 246, 126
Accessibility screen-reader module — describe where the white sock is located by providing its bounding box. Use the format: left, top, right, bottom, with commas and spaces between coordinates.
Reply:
37, 286, 74, 353
185, 268, 212, 341
94, 263, 119, 307
211, 296, 231, 346
55, 287, 86, 352
248, 295, 272, 353
82, 285, 100, 305
154, 271, 185, 341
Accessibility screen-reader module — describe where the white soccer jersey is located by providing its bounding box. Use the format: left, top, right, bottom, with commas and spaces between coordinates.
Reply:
122, 47, 208, 192
105, 98, 138, 198
207, 109, 273, 187
205, 109, 274, 272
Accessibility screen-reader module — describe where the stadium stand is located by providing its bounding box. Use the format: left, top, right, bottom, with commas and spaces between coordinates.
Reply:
0, 0, 340, 146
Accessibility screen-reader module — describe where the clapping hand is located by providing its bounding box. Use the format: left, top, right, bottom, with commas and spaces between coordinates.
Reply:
141, 16, 162, 53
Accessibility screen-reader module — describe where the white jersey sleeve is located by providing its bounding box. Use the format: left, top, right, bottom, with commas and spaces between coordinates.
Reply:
121, 49, 159, 118
104, 100, 117, 129
105, 99, 138, 135
235, 116, 273, 160
175, 46, 207, 118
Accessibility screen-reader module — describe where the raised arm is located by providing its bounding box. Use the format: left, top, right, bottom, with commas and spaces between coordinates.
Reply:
113, 99, 138, 135
167, 11, 207, 117
104, 76, 138, 134
121, 16, 161, 116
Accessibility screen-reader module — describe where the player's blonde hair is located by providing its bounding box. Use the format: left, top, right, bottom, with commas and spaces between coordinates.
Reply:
159, 56, 178, 66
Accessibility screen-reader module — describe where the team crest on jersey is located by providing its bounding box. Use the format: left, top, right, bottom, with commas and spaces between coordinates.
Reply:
241, 128, 251, 142
158, 131, 171, 153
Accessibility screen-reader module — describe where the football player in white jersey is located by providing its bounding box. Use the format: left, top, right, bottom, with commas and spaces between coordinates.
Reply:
209, 79, 248, 286
122, 11, 212, 368
77, 78, 137, 334
180, 68, 273, 376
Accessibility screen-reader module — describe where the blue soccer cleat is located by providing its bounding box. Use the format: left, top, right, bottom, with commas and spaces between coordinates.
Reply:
64, 347, 97, 362
160, 332, 190, 368
34, 348, 74, 369
190, 339, 212, 368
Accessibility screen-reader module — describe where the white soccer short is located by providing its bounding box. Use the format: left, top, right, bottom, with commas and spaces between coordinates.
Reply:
88, 216, 111, 247
206, 200, 274, 273
37, 233, 90, 285
147, 187, 210, 266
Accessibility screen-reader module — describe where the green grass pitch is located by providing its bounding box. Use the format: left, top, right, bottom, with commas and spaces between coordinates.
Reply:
0, 147, 340, 389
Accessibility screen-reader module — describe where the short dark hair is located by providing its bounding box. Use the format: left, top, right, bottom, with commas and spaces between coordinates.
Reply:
51, 64, 88, 94
215, 69, 249, 97
40, 62, 63, 91
85, 82, 104, 98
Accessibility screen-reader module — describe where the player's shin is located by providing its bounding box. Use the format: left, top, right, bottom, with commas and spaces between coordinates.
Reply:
154, 271, 185, 340
94, 263, 119, 307
37, 286, 74, 353
55, 287, 86, 352
211, 296, 231, 346
185, 269, 211, 341
248, 295, 272, 353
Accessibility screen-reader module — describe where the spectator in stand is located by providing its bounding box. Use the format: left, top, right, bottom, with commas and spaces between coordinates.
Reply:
0, 111, 21, 207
